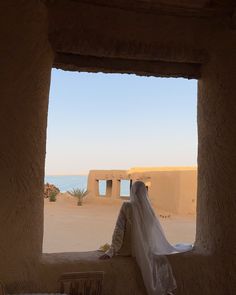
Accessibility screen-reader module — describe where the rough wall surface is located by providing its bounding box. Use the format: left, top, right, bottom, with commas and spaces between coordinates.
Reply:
0, 0, 53, 286
0, 0, 236, 295
38, 253, 147, 295
47, 0, 213, 63
188, 33, 236, 295
197, 36, 236, 254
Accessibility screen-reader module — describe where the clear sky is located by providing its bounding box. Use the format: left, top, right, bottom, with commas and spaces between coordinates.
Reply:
45, 69, 197, 175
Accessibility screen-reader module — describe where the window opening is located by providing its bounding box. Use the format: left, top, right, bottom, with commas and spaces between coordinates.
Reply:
43, 70, 197, 253
98, 180, 106, 196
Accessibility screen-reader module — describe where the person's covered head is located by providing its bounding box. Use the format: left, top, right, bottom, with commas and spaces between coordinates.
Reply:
130, 181, 148, 204
130, 180, 156, 222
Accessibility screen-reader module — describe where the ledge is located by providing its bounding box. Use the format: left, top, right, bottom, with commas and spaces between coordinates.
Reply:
41, 251, 102, 264
39, 251, 147, 294
54, 53, 201, 79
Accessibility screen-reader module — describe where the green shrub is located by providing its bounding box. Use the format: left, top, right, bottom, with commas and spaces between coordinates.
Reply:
49, 191, 57, 202
67, 188, 89, 206
44, 183, 60, 198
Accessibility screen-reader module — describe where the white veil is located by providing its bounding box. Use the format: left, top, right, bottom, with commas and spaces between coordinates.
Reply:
130, 181, 192, 295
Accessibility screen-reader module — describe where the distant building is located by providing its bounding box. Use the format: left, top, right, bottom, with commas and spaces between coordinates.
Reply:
87, 167, 197, 215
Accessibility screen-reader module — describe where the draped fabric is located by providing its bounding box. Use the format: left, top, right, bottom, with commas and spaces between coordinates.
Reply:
130, 181, 192, 295
106, 181, 192, 294
105, 202, 132, 257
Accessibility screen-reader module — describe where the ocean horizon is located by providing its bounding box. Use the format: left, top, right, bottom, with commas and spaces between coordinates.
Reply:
45, 175, 130, 196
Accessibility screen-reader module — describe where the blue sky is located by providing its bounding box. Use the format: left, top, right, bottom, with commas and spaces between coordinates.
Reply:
45, 69, 197, 175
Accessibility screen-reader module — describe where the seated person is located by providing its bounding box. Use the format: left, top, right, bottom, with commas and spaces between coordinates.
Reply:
100, 200, 132, 259
100, 181, 192, 295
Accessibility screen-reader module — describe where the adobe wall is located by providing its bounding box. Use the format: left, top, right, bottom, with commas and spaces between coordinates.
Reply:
0, 0, 53, 286
196, 36, 236, 255
147, 170, 197, 215
0, 1, 235, 295
87, 168, 197, 215
87, 170, 128, 199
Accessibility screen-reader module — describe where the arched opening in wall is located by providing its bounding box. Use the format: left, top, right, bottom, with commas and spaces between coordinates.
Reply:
43, 70, 197, 253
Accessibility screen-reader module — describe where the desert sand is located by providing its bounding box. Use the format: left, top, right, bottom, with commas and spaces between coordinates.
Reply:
43, 193, 196, 253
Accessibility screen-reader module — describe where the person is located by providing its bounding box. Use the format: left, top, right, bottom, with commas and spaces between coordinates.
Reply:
100, 181, 192, 295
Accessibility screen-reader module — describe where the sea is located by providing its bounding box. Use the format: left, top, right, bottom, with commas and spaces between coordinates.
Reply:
45, 175, 130, 196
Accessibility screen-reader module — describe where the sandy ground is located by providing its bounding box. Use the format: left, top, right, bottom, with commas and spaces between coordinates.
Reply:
43, 193, 196, 253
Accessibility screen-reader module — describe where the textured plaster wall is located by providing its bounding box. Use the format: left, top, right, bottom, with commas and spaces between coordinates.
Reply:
169, 35, 236, 295
197, 36, 236, 255
0, 1, 236, 294
47, 0, 214, 63
38, 253, 147, 295
173, 34, 236, 295
0, 0, 53, 287
0, 3, 149, 294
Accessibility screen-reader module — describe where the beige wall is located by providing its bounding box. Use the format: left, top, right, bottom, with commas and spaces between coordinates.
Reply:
138, 169, 197, 215
148, 172, 181, 213
0, 0, 53, 286
88, 168, 197, 215
87, 170, 128, 199
0, 1, 235, 295
178, 171, 197, 215
196, 37, 236, 255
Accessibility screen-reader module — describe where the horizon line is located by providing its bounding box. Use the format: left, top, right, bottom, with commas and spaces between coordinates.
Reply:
45, 174, 88, 176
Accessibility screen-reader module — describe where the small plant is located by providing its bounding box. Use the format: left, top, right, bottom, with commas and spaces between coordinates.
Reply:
49, 191, 57, 202
67, 188, 89, 206
44, 183, 60, 198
